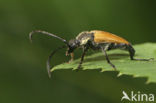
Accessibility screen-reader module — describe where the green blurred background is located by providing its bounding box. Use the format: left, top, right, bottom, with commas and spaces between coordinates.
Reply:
0, 0, 156, 103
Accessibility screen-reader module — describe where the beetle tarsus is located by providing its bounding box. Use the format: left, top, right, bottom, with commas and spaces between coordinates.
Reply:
77, 62, 84, 69
106, 57, 117, 70
127, 45, 154, 61
77, 65, 81, 70
110, 63, 117, 70
132, 58, 154, 61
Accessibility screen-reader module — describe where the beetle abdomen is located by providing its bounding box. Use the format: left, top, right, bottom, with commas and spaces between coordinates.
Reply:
107, 43, 129, 50
91, 30, 130, 44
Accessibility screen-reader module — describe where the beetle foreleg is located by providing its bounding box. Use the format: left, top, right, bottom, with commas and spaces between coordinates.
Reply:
101, 46, 116, 70
67, 52, 74, 63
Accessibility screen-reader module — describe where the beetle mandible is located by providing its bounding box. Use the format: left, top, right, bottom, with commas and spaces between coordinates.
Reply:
29, 30, 153, 78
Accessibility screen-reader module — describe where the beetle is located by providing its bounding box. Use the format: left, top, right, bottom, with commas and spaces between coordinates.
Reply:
29, 30, 153, 78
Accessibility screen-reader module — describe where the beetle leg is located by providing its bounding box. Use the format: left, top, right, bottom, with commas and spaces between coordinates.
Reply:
77, 46, 88, 70
67, 52, 74, 63
129, 50, 154, 61
128, 45, 154, 61
101, 46, 116, 70
130, 55, 154, 61
132, 58, 154, 61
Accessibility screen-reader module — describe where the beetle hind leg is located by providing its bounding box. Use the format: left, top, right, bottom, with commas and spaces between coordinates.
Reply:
101, 46, 116, 70
128, 45, 154, 61
131, 57, 154, 61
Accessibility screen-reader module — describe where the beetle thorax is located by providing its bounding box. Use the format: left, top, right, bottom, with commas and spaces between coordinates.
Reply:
76, 31, 94, 45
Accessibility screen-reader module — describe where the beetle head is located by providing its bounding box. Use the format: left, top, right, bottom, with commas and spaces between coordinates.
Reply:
66, 39, 80, 56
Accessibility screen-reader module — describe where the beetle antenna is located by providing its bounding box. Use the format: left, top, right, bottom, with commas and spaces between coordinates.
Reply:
47, 45, 66, 78
29, 30, 69, 46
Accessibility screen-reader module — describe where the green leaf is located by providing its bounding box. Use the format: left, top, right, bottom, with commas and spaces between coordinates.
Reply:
51, 43, 156, 83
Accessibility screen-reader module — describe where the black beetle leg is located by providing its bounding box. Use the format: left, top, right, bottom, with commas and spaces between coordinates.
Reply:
130, 52, 154, 61
101, 46, 116, 70
77, 46, 88, 70
128, 45, 154, 61
131, 57, 154, 61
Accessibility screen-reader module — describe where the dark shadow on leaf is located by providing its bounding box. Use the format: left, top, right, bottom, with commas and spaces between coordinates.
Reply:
73, 52, 141, 64
83, 53, 130, 63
